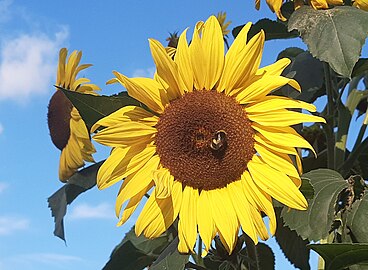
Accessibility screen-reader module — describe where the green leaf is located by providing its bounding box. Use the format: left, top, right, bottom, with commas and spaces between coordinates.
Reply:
47, 161, 103, 241
232, 19, 298, 41
299, 176, 315, 200
103, 226, 173, 270
352, 58, 368, 78
288, 6, 368, 78
274, 208, 310, 270
279, 51, 325, 103
309, 243, 368, 270
245, 243, 275, 270
59, 87, 142, 131
347, 192, 368, 243
150, 237, 189, 270
282, 169, 348, 241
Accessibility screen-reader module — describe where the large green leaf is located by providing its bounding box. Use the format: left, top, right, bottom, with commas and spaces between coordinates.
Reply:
103, 226, 173, 270
275, 208, 310, 270
59, 87, 142, 131
309, 243, 368, 270
232, 19, 298, 41
347, 193, 368, 243
352, 58, 368, 78
278, 51, 325, 103
282, 169, 348, 241
47, 161, 103, 241
288, 6, 368, 78
245, 242, 275, 270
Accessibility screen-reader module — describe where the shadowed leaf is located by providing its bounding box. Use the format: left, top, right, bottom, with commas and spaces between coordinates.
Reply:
232, 19, 298, 41
47, 161, 103, 241
310, 243, 368, 270
282, 169, 348, 241
275, 208, 310, 270
347, 192, 368, 243
288, 6, 368, 78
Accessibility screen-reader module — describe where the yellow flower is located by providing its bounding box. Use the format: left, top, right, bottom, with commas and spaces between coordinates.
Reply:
93, 16, 325, 255
216, 12, 232, 37
48, 48, 100, 182
354, 0, 368, 11
256, 0, 343, 20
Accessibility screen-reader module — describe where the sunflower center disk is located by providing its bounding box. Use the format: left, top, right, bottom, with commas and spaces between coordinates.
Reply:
155, 90, 255, 190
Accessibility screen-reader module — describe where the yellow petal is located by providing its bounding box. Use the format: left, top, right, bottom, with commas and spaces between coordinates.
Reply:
254, 143, 300, 178
97, 145, 156, 189
91, 106, 158, 133
149, 39, 182, 99
114, 155, 160, 213
178, 186, 198, 253
248, 156, 308, 210
174, 28, 193, 92
236, 76, 300, 104
227, 181, 258, 243
117, 182, 154, 225
197, 190, 216, 257
135, 181, 182, 238
248, 109, 325, 127
253, 123, 316, 155
246, 96, 316, 113
113, 71, 168, 114
202, 16, 224, 90
189, 21, 206, 90
208, 188, 239, 254
93, 121, 156, 148
242, 171, 277, 235
56, 48, 67, 86
153, 168, 175, 199
256, 58, 291, 76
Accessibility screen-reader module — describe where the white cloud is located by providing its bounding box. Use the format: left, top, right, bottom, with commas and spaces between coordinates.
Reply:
0, 216, 29, 235
0, 27, 68, 102
69, 202, 114, 220
0, 182, 8, 193
132, 67, 155, 78
0, 123, 3, 135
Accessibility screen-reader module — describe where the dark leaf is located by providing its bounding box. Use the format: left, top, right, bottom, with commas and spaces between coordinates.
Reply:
232, 19, 298, 41
282, 169, 348, 241
278, 51, 325, 103
288, 6, 368, 78
245, 242, 275, 270
275, 208, 310, 270
352, 58, 368, 78
309, 243, 368, 270
277, 47, 305, 60
47, 161, 103, 241
347, 192, 368, 243
103, 226, 173, 270
299, 177, 315, 200
59, 87, 142, 131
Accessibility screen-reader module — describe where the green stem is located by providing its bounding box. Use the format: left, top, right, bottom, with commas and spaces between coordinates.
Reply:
196, 237, 204, 266
323, 62, 336, 169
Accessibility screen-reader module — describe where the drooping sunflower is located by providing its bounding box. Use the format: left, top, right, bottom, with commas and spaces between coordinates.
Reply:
93, 16, 325, 255
48, 48, 100, 182
255, 0, 343, 20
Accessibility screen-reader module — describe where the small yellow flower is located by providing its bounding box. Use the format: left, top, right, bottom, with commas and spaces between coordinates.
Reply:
216, 12, 232, 37
48, 48, 100, 182
93, 16, 325, 255
354, 0, 368, 11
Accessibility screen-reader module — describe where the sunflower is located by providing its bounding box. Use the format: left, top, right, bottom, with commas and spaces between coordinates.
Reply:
216, 12, 231, 37
93, 16, 325, 255
48, 48, 100, 182
255, 0, 343, 20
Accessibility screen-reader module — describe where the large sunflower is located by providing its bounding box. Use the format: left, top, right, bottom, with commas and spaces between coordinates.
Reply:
255, 0, 344, 20
48, 48, 100, 182
93, 16, 325, 255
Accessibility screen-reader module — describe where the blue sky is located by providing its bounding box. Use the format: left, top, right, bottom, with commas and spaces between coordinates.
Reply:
0, 0, 352, 269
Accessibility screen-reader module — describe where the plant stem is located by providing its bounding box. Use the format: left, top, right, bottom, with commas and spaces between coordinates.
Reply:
323, 62, 336, 169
